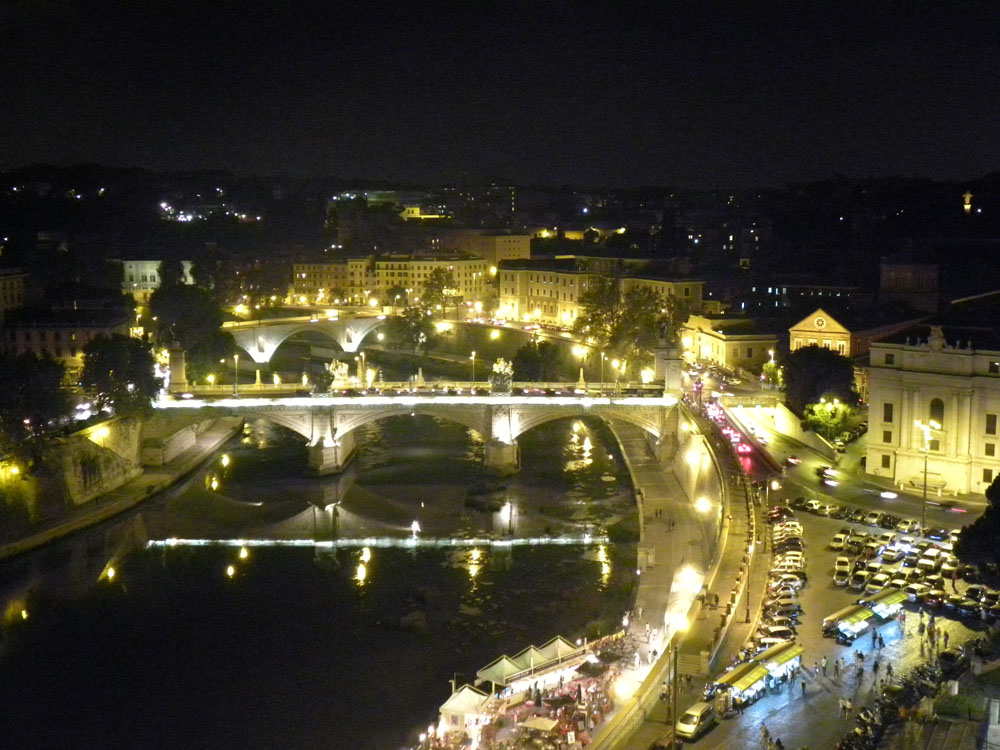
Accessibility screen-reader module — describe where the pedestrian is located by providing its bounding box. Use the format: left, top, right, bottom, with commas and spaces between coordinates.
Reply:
879, 634, 885, 650
858, 651, 865, 666
833, 659, 840, 679
760, 722, 770, 744
839, 698, 846, 717
821, 656, 828, 676
887, 663, 894, 681
944, 630, 950, 647
873, 659, 880, 677
775, 739, 784, 750
920, 608, 925, 622
871, 629, 877, 647
918, 621, 925, 637
845, 699, 853, 716
813, 660, 819, 677
801, 679, 806, 697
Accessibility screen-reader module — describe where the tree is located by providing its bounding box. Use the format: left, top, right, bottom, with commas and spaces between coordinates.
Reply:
381, 306, 434, 352
385, 285, 408, 311
782, 345, 856, 414
157, 259, 185, 288
955, 475, 1000, 566
80, 334, 158, 416
420, 268, 455, 314
0, 352, 69, 463
190, 259, 216, 290
803, 397, 851, 439
572, 278, 677, 372
512, 340, 562, 381
149, 283, 230, 378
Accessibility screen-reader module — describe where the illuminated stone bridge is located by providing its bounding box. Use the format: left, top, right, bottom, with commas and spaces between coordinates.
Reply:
221, 313, 386, 363
155, 393, 680, 475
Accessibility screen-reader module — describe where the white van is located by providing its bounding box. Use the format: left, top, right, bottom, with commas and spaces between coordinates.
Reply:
917, 548, 942, 572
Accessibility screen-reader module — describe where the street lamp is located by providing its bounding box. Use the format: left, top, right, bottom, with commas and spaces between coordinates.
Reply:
233, 354, 239, 396
915, 419, 942, 530
470, 350, 476, 383
600, 353, 607, 394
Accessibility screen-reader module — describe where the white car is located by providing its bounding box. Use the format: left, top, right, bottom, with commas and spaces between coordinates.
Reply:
830, 533, 848, 551
878, 532, 897, 547
866, 573, 891, 594
897, 519, 921, 534
774, 521, 803, 534
849, 571, 871, 591
804, 500, 824, 512
769, 573, 805, 590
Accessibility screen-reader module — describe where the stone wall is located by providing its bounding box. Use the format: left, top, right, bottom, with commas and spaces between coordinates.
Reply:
39, 418, 144, 508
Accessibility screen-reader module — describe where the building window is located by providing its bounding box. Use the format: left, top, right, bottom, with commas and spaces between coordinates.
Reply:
929, 398, 945, 425
991, 361, 1000, 374
883, 403, 894, 424
881, 455, 891, 469
884, 353, 894, 365
986, 443, 996, 457
988, 413, 998, 435
747, 347, 754, 358
883, 431, 892, 444
929, 439, 940, 452
985, 468, 994, 484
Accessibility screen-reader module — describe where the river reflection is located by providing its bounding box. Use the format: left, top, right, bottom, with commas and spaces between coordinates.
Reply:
0, 416, 637, 750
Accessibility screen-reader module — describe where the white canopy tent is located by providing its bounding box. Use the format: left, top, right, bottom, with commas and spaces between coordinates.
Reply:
476, 655, 523, 687
438, 684, 489, 733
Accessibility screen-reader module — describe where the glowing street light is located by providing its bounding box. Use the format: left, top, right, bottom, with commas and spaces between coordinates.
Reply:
470, 351, 476, 383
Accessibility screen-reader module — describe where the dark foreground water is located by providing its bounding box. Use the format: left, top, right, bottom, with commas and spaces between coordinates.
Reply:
0, 416, 637, 750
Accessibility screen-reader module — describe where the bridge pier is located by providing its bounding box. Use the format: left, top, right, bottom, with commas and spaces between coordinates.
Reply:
307, 431, 357, 475
484, 439, 520, 476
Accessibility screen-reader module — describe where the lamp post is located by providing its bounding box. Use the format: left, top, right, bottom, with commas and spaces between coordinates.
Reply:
671, 642, 679, 733
600, 352, 607, 395
233, 354, 239, 396
470, 350, 476, 384
915, 419, 941, 531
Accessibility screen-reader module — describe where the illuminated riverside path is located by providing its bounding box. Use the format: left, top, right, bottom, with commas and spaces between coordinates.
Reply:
154, 390, 682, 476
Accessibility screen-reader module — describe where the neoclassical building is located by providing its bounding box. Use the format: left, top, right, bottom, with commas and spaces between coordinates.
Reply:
866, 323, 1000, 496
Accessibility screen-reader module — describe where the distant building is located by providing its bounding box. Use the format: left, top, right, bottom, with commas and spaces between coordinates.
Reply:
0, 267, 28, 324
290, 254, 488, 307
866, 322, 1000, 496
110, 259, 194, 303
680, 313, 781, 373
1, 308, 132, 379
788, 307, 925, 359
434, 230, 531, 269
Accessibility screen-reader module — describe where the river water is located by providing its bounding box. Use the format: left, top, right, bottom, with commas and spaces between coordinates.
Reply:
0, 415, 637, 750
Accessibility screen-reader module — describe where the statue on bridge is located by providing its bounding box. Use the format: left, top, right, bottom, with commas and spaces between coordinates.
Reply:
490, 358, 513, 394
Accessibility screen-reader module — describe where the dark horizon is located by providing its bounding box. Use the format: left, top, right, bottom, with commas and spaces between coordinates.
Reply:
2, 2, 999, 189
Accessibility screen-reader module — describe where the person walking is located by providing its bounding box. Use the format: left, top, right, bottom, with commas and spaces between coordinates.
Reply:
833, 659, 840, 679
871, 629, 877, 647
801, 678, 806, 697
886, 663, 894, 682
821, 656, 828, 676
845, 699, 853, 717
873, 659, 880, 678
813, 660, 820, 677
839, 698, 847, 717
944, 630, 950, 647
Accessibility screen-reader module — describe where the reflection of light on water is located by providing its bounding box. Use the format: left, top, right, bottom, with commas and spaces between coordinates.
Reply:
468, 563, 480, 578
582, 436, 592, 452
225, 565, 235, 578
209, 476, 219, 491
239, 546, 248, 560
597, 545, 607, 562
355, 563, 367, 585
361, 546, 371, 563
470, 548, 481, 562
220, 454, 230, 468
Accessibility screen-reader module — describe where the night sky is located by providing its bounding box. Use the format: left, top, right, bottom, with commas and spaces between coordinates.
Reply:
2, 1, 998, 187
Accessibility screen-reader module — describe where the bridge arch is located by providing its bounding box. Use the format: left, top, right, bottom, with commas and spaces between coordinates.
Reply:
332, 405, 491, 442
226, 317, 385, 363
508, 406, 665, 443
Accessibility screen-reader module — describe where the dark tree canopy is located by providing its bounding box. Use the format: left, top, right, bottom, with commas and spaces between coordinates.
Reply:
80, 334, 158, 416
782, 345, 856, 414
955, 476, 1000, 567
572, 277, 678, 371
512, 340, 561, 381
149, 282, 230, 378
419, 268, 455, 313
157, 259, 185, 288
381, 306, 434, 352
0, 352, 69, 462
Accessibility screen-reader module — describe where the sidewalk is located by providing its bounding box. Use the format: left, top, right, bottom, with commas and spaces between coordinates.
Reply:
0, 417, 242, 562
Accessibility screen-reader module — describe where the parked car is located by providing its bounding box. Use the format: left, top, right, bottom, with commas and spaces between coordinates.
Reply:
847, 508, 869, 523
897, 519, 921, 534
903, 583, 928, 602
926, 527, 950, 541
939, 648, 970, 679
803, 500, 824, 512
830, 533, 848, 551
864, 511, 884, 526
849, 571, 872, 591
674, 702, 718, 740
833, 569, 851, 586
879, 514, 902, 530
866, 573, 891, 594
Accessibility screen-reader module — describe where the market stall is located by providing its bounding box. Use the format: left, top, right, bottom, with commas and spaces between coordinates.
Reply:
865, 588, 907, 619
710, 660, 769, 714
757, 641, 804, 688
438, 685, 489, 747
836, 606, 876, 643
